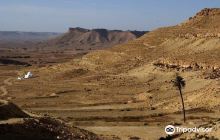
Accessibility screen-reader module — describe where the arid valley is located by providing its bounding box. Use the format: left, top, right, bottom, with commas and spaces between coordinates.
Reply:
0, 6, 220, 140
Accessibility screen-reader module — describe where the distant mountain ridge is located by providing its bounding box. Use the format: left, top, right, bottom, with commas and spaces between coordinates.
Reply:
0, 31, 61, 42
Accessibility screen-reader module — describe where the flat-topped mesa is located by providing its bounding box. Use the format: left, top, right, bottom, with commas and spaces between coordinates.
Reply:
91, 29, 109, 38
68, 27, 89, 33
92, 28, 108, 32
50, 27, 148, 49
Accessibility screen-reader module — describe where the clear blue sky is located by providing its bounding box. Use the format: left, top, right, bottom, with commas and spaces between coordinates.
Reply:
0, 0, 220, 32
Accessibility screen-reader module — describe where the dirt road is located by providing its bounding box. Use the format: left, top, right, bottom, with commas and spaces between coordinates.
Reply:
0, 78, 13, 97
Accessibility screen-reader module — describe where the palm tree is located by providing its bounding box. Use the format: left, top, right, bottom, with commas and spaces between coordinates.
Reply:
173, 74, 186, 122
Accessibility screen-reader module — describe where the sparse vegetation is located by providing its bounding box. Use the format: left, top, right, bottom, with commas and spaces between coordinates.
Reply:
173, 74, 186, 123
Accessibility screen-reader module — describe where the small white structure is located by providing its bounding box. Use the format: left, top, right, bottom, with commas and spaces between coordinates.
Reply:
24, 72, 33, 79
17, 77, 22, 80
17, 71, 33, 80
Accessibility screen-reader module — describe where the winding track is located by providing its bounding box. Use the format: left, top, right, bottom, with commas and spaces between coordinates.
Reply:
0, 86, 8, 96
0, 78, 13, 97
4, 78, 13, 86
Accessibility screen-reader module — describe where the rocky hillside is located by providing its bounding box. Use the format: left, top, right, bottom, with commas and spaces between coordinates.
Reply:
80, 8, 220, 73
43, 27, 147, 50
0, 100, 29, 120
139, 8, 220, 45
0, 100, 102, 140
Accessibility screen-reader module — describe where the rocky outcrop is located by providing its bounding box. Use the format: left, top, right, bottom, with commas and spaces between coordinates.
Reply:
195, 8, 220, 17
177, 8, 220, 39
153, 58, 220, 79
153, 58, 220, 74
204, 69, 220, 79
178, 32, 220, 39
